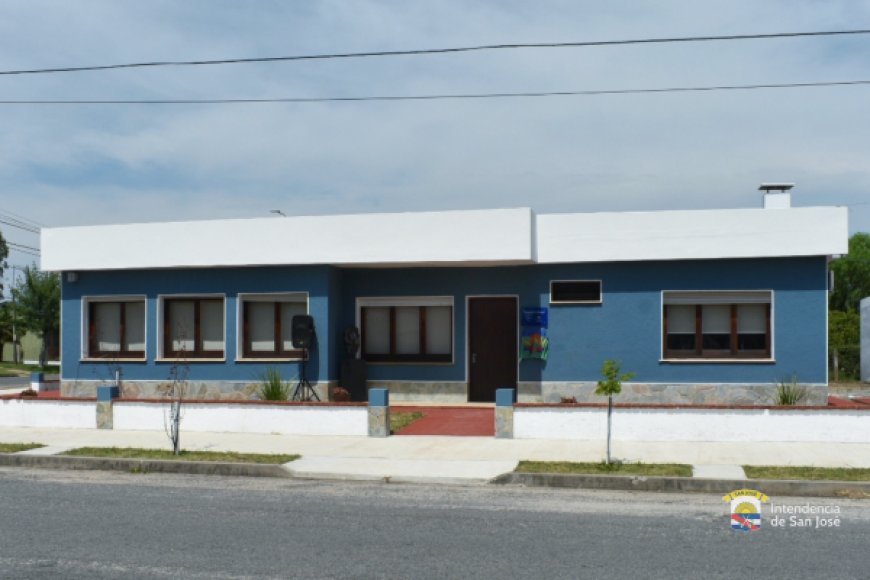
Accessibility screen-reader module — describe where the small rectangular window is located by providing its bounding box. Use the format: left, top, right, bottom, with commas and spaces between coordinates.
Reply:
87, 299, 146, 359
550, 280, 602, 304
361, 301, 453, 363
240, 295, 307, 359
163, 297, 225, 359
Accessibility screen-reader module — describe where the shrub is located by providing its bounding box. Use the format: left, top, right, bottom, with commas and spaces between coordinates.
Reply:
258, 367, 291, 401
332, 387, 351, 402
560, 396, 577, 404
775, 374, 807, 406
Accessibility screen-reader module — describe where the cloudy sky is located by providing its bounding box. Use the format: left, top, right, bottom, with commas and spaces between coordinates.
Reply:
1, 0, 869, 282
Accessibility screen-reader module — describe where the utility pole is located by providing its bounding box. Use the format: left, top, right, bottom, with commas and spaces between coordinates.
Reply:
10, 265, 19, 364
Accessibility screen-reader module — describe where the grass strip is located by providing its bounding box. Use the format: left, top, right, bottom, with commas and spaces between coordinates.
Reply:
516, 460, 693, 477
744, 465, 870, 482
63, 447, 299, 464
390, 411, 424, 434
0, 442, 46, 453
0, 362, 59, 375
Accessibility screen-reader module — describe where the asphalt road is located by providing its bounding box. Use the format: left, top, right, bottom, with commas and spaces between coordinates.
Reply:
0, 468, 867, 579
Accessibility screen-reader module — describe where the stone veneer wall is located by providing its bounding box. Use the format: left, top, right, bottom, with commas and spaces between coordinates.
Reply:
62, 380, 333, 402
63, 379, 826, 405
361, 381, 828, 405
528, 382, 827, 406
366, 381, 468, 403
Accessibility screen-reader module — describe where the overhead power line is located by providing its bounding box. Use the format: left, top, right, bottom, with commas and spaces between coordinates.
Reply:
0, 217, 40, 234
1, 79, 869, 106
7, 242, 40, 257
0, 208, 44, 228
1, 29, 869, 76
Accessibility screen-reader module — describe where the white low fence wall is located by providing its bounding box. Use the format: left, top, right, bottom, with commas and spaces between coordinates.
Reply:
514, 406, 870, 443
114, 402, 368, 437
0, 399, 94, 429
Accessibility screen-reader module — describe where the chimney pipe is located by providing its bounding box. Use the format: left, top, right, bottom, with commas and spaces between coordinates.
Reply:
759, 183, 793, 209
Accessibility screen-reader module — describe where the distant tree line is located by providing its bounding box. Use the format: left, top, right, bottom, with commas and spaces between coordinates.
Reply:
1, 229, 60, 367
829, 232, 870, 380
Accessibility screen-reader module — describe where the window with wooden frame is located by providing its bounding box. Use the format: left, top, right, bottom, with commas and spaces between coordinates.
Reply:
162, 297, 225, 359
87, 299, 146, 359
240, 294, 307, 359
662, 291, 772, 360
360, 300, 453, 363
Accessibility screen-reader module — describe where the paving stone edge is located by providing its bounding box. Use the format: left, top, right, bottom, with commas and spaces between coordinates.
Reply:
0, 453, 292, 478
491, 472, 870, 498
2, 453, 867, 498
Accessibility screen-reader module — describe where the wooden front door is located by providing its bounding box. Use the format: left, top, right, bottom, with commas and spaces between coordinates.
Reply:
468, 297, 518, 402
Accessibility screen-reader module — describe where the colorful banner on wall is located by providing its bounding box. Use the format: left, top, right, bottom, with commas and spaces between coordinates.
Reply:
521, 307, 549, 360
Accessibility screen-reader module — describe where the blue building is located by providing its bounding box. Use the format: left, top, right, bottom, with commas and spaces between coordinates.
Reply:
42, 189, 848, 405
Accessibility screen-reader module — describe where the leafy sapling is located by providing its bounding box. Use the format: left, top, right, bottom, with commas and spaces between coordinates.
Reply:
595, 359, 635, 465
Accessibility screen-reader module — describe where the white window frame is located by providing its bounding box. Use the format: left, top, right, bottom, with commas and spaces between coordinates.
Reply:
157, 293, 227, 361
235, 292, 309, 362
660, 290, 775, 363
549, 280, 603, 305
355, 296, 454, 364
81, 295, 148, 361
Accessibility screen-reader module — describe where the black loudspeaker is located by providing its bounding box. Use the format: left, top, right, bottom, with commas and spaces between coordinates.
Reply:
291, 315, 315, 349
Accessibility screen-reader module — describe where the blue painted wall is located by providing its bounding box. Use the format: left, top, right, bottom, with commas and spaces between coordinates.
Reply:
62, 257, 829, 386
340, 257, 828, 384
61, 266, 335, 384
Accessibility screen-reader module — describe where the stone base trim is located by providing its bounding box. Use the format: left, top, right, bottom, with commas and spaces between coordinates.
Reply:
366, 381, 468, 403
61, 379, 333, 402
532, 382, 828, 406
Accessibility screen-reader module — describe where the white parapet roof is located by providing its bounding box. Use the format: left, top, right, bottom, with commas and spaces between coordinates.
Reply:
40, 204, 848, 271
41, 207, 535, 271
534, 206, 848, 263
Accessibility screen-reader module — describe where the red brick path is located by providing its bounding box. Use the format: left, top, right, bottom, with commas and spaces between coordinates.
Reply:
392, 406, 495, 436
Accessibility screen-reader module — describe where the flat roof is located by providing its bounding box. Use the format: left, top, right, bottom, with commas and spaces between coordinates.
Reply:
41, 204, 848, 271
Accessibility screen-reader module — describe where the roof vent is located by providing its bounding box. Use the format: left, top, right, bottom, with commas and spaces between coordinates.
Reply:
759, 182, 793, 209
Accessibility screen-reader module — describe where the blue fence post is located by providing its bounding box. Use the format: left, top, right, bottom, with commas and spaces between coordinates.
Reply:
368, 388, 390, 437
495, 388, 516, 439
96, 385, 120, 429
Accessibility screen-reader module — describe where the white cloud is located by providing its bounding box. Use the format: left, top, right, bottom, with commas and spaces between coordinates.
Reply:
0, 0, 867, 234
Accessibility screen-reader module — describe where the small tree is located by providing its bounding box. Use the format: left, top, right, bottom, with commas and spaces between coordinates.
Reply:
0, 303, 12, 361
12, 266, 60, 368
0, 230, 9, 292
829, 233, 870, 313
162, 323, 191, 456
164, 354, 189, 456
595, 359, 635, 465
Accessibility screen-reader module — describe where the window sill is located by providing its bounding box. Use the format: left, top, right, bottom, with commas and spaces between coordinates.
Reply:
660, 358, 775, 364
236, 357, 307, 363
81, 357, 146, 363
363, 360, 455, 366
156, 358, 226, 363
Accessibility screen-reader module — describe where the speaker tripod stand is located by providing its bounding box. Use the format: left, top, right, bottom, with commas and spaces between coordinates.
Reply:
292, 352, 320, 402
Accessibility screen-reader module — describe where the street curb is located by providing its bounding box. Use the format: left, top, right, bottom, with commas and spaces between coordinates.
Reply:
491, 472, 870, 498
0, 453, 293, 478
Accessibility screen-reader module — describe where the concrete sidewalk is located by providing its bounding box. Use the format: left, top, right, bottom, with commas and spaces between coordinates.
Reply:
1, 427, 869, 485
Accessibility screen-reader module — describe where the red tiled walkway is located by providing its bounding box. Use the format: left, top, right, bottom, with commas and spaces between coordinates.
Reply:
392, 406, 495, 436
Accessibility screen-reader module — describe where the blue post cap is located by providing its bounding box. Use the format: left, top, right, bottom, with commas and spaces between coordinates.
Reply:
368, 388, 389, 407
495, 388, 517, 407
30, 372, 44, 383
97, 385, 120, 401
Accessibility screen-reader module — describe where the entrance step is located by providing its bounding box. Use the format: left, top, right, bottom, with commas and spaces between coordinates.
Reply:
391, 406, 495, 436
